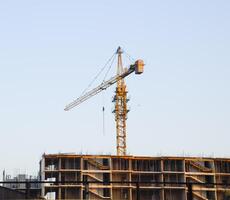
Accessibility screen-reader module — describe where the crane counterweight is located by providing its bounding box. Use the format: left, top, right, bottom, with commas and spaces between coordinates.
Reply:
135, 59, 144, 74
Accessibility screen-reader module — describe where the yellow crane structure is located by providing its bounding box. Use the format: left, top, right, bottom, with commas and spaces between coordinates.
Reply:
64, 47, 144, 156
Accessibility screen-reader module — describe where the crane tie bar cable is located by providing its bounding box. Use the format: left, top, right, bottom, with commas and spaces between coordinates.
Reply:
80, 52, 116, 96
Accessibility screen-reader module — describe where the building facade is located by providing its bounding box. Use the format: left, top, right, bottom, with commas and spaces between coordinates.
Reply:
40, 154, 230, 200
3, 173, 40, 190
2, 172, 42, 198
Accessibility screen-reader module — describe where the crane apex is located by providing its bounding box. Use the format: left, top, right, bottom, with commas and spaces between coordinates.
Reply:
116, 46, 123, 54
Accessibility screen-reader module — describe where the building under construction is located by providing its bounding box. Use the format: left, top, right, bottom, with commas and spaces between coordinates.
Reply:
43, 47, 230, 200
40, 153, 230, 200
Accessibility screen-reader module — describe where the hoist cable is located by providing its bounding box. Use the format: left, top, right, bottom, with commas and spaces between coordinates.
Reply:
102, 105, 105, 136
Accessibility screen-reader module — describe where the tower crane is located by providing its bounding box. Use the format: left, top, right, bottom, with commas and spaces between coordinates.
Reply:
64, 47, 144, 156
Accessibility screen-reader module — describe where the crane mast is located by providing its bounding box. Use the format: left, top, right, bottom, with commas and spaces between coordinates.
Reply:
113, 47, 128, 156
64, 47, 144, 156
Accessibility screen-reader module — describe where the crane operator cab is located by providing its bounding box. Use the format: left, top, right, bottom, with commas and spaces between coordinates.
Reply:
135, 59, 144, 74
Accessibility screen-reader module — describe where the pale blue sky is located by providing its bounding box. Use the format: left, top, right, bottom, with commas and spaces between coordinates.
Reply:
0, 1, 230, 176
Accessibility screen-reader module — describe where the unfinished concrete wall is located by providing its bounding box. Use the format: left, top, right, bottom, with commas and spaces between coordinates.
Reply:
41, 154, 230, 200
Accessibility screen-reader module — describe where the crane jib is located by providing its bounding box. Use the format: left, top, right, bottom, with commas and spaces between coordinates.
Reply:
64, 61, 143, 111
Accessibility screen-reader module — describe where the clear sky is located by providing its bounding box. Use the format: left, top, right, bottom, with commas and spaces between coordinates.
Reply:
0, 1, 230, 176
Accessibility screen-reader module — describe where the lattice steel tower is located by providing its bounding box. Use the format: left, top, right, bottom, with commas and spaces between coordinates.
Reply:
113, 47, 129, 156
